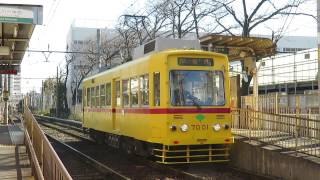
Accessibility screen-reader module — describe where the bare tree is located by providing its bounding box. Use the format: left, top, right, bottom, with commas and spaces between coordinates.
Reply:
212, 0, 316, 95
116, 23, 138, 62
215, 0, 316, 37
144, 0, 172, 40
166, 0, 198, 38
61, 45, 75, 111
100, 38, 121, 67
71, 40, 100, 105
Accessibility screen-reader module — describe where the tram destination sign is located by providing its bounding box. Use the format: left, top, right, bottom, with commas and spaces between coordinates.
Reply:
0, 65, 19, 75
178, 57, 214, 66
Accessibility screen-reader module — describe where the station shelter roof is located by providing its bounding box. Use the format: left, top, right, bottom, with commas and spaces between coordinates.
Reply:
0, 4, 42, 73
199, 34, 276, 61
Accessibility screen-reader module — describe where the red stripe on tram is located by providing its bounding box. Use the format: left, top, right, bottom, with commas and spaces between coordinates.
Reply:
86, 107, 230, 114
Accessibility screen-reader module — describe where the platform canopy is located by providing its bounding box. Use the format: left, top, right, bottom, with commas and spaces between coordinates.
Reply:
0, 4, 42, 74
199, 34, 276, 61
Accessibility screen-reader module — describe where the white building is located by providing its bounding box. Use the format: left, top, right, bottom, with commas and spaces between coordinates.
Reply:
66, 20, 120, 111
0, 73, 22, 108
66, 23, 100, 109
10, 73, 22, 106
275, 36, 317, 53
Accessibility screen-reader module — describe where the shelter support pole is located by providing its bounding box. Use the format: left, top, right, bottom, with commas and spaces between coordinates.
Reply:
244, 56, 258, 111
317, 0, 320, 117
3, 75, 8, 124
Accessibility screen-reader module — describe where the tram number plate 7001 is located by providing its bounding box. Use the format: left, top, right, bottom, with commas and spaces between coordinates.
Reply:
191, 124, 208, 131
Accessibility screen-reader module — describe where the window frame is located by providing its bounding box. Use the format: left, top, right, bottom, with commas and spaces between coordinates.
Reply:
95, 86, 100, 107
106, 83, 111, 106
122, 79, 130, 107
140, 74, 149, 107
153, 72, 160, 107
91, 87, 95, 107
169, 70, 226, 107
130, 77, 139, 107
87, 88, 91, 107
116, 81, 121, 107
100, 84, 106, 107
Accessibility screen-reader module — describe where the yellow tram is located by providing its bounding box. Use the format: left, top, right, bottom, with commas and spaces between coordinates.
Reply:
82, 39, 233, 164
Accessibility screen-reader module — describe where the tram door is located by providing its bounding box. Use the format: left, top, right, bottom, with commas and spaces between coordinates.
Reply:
112, 79, 120, 131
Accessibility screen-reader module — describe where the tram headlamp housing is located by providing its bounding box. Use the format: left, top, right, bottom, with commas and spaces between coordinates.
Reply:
224, 124, 230, 130
180, 124, 188, 132
170, 125, 177, 131
212, 123, 221, 131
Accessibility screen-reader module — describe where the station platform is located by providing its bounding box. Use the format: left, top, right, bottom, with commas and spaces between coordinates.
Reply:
231, 135, 320, 180
0, 124, 33, 180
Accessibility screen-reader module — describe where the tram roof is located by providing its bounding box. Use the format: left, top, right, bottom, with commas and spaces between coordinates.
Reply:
82, 49, 227, 83
0, 4, 42, 67
199, 34, 276, 61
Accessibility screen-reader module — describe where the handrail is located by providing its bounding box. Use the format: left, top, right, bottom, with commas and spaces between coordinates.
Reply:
24, 129, 44, 180
23, 106, 73, 180
231, 108, 320, 158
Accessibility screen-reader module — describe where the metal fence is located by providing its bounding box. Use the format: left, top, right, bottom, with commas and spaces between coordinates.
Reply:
23, 105, 72, 180
231, 108, 320, 158
241, 93, 320, 120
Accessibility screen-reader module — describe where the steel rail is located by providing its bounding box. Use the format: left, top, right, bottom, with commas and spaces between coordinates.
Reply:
46, 134, 131, 180
35, 115, 269, 180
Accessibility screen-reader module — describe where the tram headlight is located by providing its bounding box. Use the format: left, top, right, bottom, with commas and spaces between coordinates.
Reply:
170, 125, 177, 131
180, 124, 188, 132
212, 123, 221, 131
224, 124, 230, 130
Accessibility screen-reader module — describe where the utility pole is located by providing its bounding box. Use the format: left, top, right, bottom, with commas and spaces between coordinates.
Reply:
41, 80, 44, 111
97, 29, 101, 69
56, 66, 59, 117
318, 0, 320, 115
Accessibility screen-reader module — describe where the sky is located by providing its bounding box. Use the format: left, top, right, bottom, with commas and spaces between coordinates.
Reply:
2, 0, 145, 93
0, 0, 317, 93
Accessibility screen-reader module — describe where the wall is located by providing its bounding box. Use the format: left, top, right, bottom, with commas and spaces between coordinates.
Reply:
231, 137, 320, 180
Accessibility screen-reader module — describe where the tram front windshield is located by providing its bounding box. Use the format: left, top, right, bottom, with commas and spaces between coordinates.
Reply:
170, 70, 225, 106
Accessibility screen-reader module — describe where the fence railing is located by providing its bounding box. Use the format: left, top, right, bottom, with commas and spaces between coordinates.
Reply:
241, 93, 320, 120
23, 105, 72, 180
231, 108, 320, 158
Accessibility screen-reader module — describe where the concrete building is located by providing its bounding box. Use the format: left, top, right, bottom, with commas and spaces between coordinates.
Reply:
66, 20, 120, 112
66, 20, 102, 109
9, 73, 22, 107
275, 36, 317, 53
0, 73, 22, 108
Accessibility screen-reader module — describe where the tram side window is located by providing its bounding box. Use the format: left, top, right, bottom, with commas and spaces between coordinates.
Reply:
91, 87, 95, 107
100, 85, 106, 107
87, 88, 91, 107
130, 77, 139, 106
140, 74, 149, 106
95, 86, 100, 107
122, 79, 129, 107
116, 81, 121, 106
154, 72, 160, 106
106, 83, 111, 106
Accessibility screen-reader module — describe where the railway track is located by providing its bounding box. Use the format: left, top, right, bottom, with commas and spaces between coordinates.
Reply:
35, 115, 276, 180
35, 116, 201, 179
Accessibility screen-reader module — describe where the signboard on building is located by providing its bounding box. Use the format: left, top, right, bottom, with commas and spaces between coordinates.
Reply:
0, 4, 43, 24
